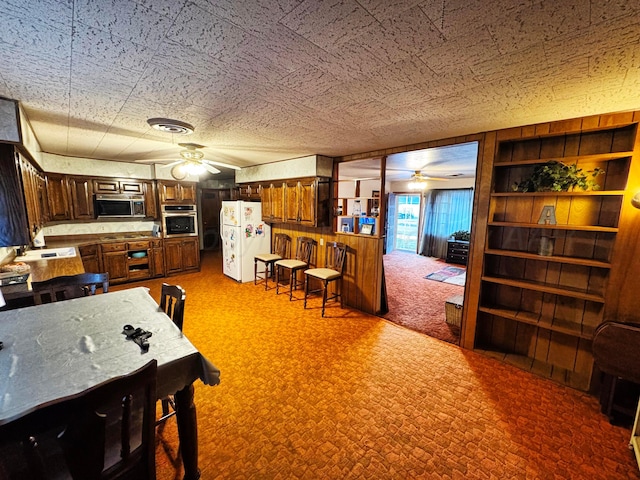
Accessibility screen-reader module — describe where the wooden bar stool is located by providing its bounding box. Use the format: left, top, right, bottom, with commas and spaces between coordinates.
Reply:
275, 236, 315, 300
254, 233, 291, 290
304, 242, 347, 317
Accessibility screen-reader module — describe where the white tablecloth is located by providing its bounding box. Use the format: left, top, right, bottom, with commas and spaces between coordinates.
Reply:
0, 287, 220, 426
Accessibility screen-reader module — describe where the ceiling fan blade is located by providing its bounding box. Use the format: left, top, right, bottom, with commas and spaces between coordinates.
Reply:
202, 163, 221, 175
203, 159, 241, 170
161, 160, 184, 168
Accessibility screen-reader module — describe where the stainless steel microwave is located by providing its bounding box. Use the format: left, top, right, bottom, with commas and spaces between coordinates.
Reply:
95, 194, 145, 218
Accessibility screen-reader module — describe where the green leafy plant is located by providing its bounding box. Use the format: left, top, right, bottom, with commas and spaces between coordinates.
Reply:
512, 161, 604, 192
451, 230, 470, 241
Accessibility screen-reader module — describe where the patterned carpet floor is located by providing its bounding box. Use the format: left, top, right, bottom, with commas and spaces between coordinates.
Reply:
117, 251, 638, 479
383, 251, 463, 345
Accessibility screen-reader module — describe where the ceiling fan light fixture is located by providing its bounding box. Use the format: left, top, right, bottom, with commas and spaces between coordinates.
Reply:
408, 170, 428, 190
147, 117, 194, 135
408, 180, 428, 190
184, 161, 206, 175
170, 163, 188, 180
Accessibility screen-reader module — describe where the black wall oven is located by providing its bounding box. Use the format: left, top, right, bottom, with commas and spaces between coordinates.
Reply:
162, 204, 197, 237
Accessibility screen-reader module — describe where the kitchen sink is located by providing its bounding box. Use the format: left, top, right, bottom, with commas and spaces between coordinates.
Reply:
18, 247, 77, 261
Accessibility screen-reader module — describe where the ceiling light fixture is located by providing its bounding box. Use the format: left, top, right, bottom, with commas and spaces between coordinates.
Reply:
147, 117, 194, 135
408, 171, 429, 190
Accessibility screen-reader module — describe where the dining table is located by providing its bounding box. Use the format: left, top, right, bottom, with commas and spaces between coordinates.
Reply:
0, 286, 220, 480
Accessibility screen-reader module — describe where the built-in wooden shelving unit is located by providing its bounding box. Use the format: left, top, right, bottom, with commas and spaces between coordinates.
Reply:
475, 122, 637, 391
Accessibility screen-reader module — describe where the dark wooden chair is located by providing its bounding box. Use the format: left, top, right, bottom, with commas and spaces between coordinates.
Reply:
254, 233, 291, 290
0, 360, 157, 480
304, 242, 347, 317
31, 272, 110, 304
275, 236, 315, 300
156, 283, 186, 425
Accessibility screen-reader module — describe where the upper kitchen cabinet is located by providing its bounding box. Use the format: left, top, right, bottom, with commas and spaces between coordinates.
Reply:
283, 177, 331, 227
261, 182, 283, 222
45, 173, 72, 221
18, 152, 48, 237
335, 158, 384, 236
142, 181, 158, 219
235, 154, 334, 226
93, 178, 144, 194
46, 174, 94, 221
0, 144, 30, 246
68, 176, 94, 220
238, 184, 262, 200
158, 180, 196, 204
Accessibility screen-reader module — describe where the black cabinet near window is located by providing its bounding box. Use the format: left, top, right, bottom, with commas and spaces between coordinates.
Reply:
446, 240, 469, 265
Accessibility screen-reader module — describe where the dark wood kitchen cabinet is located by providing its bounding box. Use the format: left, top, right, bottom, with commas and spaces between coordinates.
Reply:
101, 242, 129, 283
46, 173, 72, 221
18, 153, 48, 238
68, 176, 94, 219
0, 144, 30, 246
164, 237, 200, 275
158, 180, 196, 204
283, 177, 330, 227
150, 239, 164, 277
78, 244, 102, 273
143, 181, 158, 219
261, 182, 284, 222
46, 174, 94, 221
93, 178, 144, 194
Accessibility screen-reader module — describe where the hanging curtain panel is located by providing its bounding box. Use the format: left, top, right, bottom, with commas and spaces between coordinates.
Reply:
420, 188, 473, 259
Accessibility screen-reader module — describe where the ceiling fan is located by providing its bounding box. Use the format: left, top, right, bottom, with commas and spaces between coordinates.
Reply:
408, 170, 448, 189
136, 143, 241, 180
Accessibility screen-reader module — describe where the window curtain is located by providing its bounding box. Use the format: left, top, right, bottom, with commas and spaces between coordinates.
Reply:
419, 188, 473, 259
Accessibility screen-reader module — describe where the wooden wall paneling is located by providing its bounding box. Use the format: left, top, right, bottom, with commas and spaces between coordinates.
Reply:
532, 327, 551, 367
539, 135, 566, 159
512, 137, 541, 161
547, 331, 581, 372
599, 111, 635, 128
460, 132, 493, 349
513, 322, 536, 362
603, 121, 640, 323
549, 118, 583, 135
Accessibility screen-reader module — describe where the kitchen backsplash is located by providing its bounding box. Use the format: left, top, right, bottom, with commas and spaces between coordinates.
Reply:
43, 221, 158, 237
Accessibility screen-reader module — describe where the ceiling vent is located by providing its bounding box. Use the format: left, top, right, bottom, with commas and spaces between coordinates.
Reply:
146, 118, 194, 135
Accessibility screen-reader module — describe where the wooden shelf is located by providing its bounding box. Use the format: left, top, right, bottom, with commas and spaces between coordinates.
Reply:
474, 349, 591, 390
487, 221, 618, 233
493, 151, 633, 168
481, 275, 605, 302
491, 190, 625, 197
484, 249, 611, 268
478, 306, 595, 339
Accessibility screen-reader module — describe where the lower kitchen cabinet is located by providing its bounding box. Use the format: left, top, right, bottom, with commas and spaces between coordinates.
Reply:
78, 244, 102, 274
164, 237, 200, 275
150, 239, 164, 277
101, 242, 129, 283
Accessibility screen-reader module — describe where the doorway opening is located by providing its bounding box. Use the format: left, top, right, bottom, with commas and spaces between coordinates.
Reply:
394, 194, 421, 252
382, 141, 478, 345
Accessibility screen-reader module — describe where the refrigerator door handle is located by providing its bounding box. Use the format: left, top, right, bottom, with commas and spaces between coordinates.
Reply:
219, 208, 224, 240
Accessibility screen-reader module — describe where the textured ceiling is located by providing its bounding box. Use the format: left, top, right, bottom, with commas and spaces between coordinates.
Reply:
0, 0, 639, 177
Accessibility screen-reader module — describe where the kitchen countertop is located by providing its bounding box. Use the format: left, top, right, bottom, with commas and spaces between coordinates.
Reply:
0, 232, 158, 302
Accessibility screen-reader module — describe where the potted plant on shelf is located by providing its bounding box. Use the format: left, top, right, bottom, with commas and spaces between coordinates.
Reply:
451, 230, 470, 242
512, 161, 604, 192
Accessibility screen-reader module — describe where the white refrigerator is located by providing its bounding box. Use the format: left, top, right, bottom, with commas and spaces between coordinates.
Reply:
220, 201, 271, 282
